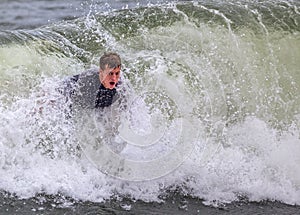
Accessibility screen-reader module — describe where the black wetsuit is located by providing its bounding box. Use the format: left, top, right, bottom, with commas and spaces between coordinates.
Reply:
95, 84, 117, 108
61, 69, 121, 111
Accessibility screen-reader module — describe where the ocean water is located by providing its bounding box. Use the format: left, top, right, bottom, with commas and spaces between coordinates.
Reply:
0, 0, 300, 214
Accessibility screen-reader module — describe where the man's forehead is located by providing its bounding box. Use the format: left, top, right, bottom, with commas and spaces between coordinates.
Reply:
102, 65, 121, 73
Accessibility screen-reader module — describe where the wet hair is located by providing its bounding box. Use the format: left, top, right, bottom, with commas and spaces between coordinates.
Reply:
99, 52, 121, 70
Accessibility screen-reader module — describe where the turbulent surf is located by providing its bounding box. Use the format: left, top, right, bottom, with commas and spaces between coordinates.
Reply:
0, 0, 299, 206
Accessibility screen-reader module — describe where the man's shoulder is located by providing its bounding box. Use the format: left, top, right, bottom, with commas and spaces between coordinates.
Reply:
59, 68, 98, 95
77, 68, 98, 79
64, 68, 98, 86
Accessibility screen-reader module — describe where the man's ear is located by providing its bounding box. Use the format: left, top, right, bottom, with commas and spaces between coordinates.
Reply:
99, 69, 103, 82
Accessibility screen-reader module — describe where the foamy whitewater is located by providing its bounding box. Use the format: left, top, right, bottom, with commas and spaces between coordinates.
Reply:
0, 0, 299, 207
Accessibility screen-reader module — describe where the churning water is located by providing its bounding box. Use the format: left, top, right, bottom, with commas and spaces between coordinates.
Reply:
0, 0, 300, 213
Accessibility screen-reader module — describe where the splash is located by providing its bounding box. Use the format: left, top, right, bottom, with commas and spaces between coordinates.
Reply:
0, 0, 299, 206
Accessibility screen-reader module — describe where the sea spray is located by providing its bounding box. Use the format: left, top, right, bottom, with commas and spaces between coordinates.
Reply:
0, 0, 299, 206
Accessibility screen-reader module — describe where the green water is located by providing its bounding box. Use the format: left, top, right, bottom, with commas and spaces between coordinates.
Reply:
0, 0, 300, 212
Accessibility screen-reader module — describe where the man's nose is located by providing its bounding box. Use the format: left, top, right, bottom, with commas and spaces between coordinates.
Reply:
111, 74, 117, 80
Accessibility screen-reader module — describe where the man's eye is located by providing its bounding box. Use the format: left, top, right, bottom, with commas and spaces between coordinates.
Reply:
115, 72, 119, 76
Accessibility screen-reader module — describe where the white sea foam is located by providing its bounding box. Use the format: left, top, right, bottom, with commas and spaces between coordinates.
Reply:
0, 0, 300, 206
0, 73, 299, 206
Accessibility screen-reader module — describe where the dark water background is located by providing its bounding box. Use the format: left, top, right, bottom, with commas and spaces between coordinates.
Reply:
1, 0, 300, 214
0, 0, 177, 30
2, 191, 300, 215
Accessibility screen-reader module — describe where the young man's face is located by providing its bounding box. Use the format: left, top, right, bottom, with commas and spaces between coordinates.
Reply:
99, 65, 121, 89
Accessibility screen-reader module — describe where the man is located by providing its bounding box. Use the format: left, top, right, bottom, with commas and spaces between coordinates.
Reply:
63, 52, 124, 111
62, 52, 126, 153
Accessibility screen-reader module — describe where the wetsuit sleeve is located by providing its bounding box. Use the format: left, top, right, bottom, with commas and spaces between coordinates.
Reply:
57, 74, 79, 99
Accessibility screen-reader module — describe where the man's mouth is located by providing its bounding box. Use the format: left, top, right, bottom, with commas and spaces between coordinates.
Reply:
109, 82, 115, 86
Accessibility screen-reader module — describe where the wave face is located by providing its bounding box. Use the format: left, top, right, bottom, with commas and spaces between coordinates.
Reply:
0, 0, 300, 205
